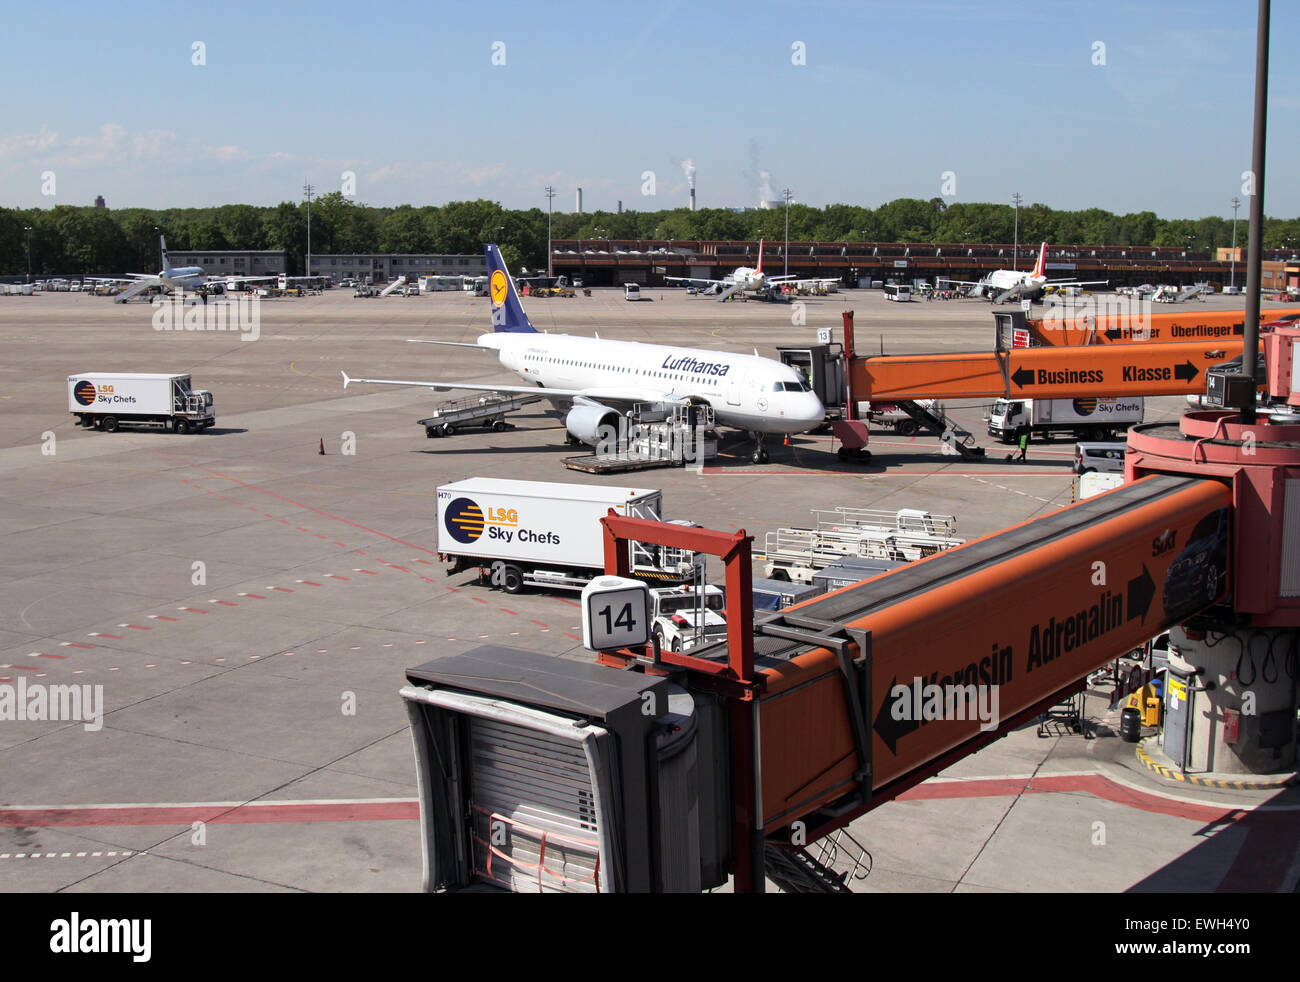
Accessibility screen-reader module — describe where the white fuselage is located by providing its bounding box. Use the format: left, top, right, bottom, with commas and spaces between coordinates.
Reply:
985, 269, 1044, 292
159, 266, 209, 291
727, 266, 765, 290
481, 332, 824, 434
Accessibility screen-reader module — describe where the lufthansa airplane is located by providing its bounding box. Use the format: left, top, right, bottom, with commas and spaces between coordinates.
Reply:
341, 244, 825, 463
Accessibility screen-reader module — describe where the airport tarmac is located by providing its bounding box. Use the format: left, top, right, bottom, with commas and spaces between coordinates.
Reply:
0, 287, 1297, 893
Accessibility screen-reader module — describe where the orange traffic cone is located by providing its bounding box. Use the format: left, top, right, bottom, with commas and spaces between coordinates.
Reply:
318, 437, 326, 455
783, 433, 790, 446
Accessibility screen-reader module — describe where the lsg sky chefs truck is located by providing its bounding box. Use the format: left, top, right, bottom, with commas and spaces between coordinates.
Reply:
68, 373, 215, 433
437, 478, 696, 594
988, 396, 1143, 443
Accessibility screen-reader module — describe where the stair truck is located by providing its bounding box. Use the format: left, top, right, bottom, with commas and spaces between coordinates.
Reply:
437, 478, 696, 594
987, 396, 1143, 443
68, 372, 215, 433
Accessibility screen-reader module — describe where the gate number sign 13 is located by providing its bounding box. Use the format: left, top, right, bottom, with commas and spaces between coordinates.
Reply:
581, 576, 651, 651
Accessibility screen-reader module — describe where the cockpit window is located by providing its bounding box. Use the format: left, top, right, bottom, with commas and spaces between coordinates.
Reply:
775, 380, 811, 392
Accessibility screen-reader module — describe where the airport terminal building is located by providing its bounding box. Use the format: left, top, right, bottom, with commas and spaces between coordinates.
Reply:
549, 239, 1300, 291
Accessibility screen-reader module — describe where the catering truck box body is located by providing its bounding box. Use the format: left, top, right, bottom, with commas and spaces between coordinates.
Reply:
987, 396, 1142, 443
437, 478, 694, 592
67, 372, 215, 433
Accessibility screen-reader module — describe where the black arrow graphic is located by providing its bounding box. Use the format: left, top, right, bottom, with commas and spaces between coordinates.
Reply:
1105, 327, 1122, 340
1011, 367, 1035, 388
1174, 361, 1198, 382
1127, 564, 1155, 623
872, 676, 921, 755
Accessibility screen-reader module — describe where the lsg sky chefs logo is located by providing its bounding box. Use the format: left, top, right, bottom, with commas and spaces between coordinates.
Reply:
441, 495, 559, 547
151, 290, 260, 340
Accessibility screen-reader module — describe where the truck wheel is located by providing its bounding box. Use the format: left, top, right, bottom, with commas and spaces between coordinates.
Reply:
441, 423, 455, 437
425, 427, 437, 439
837, 447, 852, 461
770, 569, 790, 582
103, 416, 118, 433
670, 637, 682, 653
502, 565, 524, 594
895, 419, 918, 436
652, 626, 665, 650
492, 420, 507, 433
175, 418, 190, 435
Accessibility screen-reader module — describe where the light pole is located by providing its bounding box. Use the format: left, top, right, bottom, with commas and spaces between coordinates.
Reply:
1011, 192, 1022, 269
23, 225, 32, 283
303, 181, 315, 277
544, 186, 556, 277
1230, 195, 1241, 291
782, 188, 793, 277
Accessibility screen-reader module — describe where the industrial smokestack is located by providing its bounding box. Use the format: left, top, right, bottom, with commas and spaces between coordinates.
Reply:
576, 188, 583, 214
617, 200, 622, 214
681, 159, 696, 211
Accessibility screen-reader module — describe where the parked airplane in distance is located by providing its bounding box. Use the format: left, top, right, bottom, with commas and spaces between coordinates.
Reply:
87, 236, 286, 302
940, 243, 1109, 303
342, 244, 825, 463
665, 239, 838, 301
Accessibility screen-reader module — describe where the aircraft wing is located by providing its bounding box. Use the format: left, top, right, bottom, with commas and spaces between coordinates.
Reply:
340, 371, 681, 407
937, 277, 982, 287
1044, 278, 1109, 287
665, 275, 725, 286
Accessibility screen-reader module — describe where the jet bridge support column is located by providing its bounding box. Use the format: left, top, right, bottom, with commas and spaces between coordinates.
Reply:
1128, 408, 1300, 776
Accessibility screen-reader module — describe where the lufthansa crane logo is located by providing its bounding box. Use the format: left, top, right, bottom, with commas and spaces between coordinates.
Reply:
490, 270, 509, 308
444, 497, 485, 544
73, 380, 97, 406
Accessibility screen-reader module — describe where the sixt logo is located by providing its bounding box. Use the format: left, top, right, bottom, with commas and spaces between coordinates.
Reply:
1152, 529, 1177, 556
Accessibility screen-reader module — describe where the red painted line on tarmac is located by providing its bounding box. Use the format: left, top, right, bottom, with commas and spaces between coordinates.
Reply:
333, 542, 348, 547
296, 527, 310, 532
531, 620, 549, 627
358, 570, 377, 576
91, 633, 124, 640
387, 566, 410, 573
472, 597, 489, 605
553, 597, 580, 608
182, 608, 208, 614
1216, 811, 1300, 893
299, 581, 322, 587
446, 586, 460, 592
563, 633, 582, 641
213, 600, 238, 607
152, 616, 180, 622
899, 778, 1029, 801
3, 664, 39, 672
326, 575, 349, 581
0, 800, 420, 828
124, 625, 151, 630
271, 587, 294, 593
500, 609, 517, 616
242, 594, 266, 600
34, 653, 67, 660
313, 534, 328, 539
264, 514, 276, 519
63, 643, 95, 649
416, 560, 435, 566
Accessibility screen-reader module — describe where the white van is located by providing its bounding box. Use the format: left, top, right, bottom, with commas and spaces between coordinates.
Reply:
882, 283, 912, 302
624, 283, 641, 301
1073, 441, 1126, 474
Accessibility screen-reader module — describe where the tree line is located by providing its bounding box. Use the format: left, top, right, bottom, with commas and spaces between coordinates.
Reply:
3, 195, 1298, 276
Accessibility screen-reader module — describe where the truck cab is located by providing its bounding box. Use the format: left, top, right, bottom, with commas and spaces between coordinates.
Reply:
650, 585, 727, 652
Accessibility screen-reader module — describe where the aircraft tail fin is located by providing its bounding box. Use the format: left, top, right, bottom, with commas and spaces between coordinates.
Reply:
756, 238, 764, 274
1032, 242, 1047, 279
160, 235, 170, 271
483, 244, 538, 333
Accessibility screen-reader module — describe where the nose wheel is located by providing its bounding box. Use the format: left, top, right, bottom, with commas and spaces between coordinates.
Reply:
750, 433, 770, 465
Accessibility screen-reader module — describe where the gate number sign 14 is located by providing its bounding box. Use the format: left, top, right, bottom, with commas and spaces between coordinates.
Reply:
581, 576, 651, 651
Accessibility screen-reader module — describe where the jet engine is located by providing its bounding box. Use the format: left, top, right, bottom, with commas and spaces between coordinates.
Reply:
565, 404, 622, 446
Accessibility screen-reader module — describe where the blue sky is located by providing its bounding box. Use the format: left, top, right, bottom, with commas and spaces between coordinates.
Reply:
1, 0, 1296, 218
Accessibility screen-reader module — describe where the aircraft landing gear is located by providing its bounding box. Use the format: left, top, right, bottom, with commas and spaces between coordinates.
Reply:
749, 432, 770, 465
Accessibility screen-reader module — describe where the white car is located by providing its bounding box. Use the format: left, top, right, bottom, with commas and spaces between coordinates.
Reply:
650, 585, 727, 652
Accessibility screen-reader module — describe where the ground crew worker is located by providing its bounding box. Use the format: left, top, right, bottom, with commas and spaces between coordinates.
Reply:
1015, 427, 1030, 462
